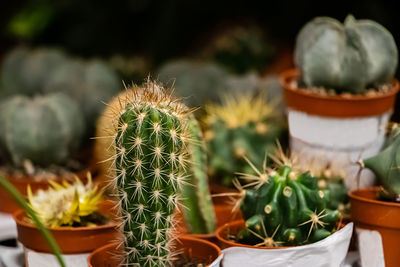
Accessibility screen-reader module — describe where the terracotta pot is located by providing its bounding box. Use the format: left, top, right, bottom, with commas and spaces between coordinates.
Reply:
280, 69, 399, 118
177, 204, 243, 243
210, 183, 241, 206
14, 200, 119, 254
0, 166, 95, 214
88, 235, 221, 267
349, 187, 400, 267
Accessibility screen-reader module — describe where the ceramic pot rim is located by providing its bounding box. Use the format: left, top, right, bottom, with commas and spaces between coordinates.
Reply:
349, 186, 400, 208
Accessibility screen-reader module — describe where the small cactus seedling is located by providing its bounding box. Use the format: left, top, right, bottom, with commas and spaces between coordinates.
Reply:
27, 173, 104, 228
295, 15, 398, 93
363, 124, 400, 202
99, 81, 190, 266
204, 93, 284, 187
236, 147, 341, 247
179, 115, 216, 234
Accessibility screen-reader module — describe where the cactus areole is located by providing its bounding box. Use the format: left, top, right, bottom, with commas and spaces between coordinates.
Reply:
106, 81, 191, 266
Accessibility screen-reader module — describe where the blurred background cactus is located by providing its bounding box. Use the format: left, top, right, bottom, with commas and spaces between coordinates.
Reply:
295, 15, 398, 94
0, 93, 84, 167
237, 151, 341, 246
27, 173, 105, 228
204, 93, 285, 187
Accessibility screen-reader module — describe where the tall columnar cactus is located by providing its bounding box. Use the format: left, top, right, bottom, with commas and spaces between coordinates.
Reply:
102, 81, 189, 266
295, 15, 398, 93
0, 93, 84, 167
180, 115, 216, 234
363, 125, 400, 201
237, 157, 341, 246
204, 93, 284, 187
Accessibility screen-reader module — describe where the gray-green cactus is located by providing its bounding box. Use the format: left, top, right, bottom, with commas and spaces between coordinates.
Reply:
157, 60, 230, 107
45, 59, 121, 126
0, 93, 84, 166
364, 125, 400, 201
179, 115, 216, 234
295, 15, 398, 93
104, 81, 189, 266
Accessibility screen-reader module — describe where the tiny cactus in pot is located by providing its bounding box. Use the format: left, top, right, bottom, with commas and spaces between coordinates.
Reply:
96, 80, 216, 265
236, 148, 342, 247
295, 15, 398, 94
204, 93, 284, 187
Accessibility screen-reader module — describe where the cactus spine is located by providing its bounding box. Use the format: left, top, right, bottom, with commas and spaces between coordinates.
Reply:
107, 81, 188, 266
180, 115, 216, 234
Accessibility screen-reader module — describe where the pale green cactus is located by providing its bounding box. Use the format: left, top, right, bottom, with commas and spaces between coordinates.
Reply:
295, 15, 398, 93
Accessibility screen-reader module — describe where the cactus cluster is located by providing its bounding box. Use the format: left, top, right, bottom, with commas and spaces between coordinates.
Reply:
295, 15, 398, 93
237, 150, 341, 247
27, 173, 104, 228
96, 80, 215, 266
363, 124, 400, 202
204, 93, 284, 187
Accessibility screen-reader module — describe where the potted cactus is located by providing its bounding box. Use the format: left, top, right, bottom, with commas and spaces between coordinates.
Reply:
93, 80, 221, 266
280, 15, 399, 190
215, 147, 352, 266
14, 174, 118, 267
350, 124, 400, 267
0, 47, 120, 214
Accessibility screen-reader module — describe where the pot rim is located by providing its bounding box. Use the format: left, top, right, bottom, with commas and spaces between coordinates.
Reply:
13, 207, 118, 232
280, 68, 400, 117
349, 186, 400, 208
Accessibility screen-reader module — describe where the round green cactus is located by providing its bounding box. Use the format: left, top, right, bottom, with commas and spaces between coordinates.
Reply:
238, 163, 341, 247
204, 93, 284, 187
295, 15, 398, 93
0, 93, 84, 167
157, 60, 229, 107
45, 59, 121, 126
0, 47, 68, 97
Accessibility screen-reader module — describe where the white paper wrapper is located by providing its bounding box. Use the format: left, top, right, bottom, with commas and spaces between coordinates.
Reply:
218, 223, 353, 267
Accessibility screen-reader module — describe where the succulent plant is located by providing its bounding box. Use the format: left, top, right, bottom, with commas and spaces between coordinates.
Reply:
237, 154, 341, 247
157, 60, 230, 107
363, 124, 400, 202
295, 15, 398, 93
203, 25, 276, 74
179, 115, 216, 234
27, 173, 104, 228
98, 81, 190, 266
0, 93, 84, 167
0, 47, 68, 97
45, 59, 121, 127
204, 93, 284, 187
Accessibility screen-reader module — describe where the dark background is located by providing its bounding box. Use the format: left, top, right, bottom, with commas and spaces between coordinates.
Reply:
1, 0, 399, 118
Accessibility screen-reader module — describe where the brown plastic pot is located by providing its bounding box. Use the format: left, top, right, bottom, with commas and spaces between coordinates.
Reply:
349, 187, 400, 267
176, 204, 243, 243
88, 235, 221, 267
280, 69, 400, 118
14, 200, 119, 254
0, 167, 94, 214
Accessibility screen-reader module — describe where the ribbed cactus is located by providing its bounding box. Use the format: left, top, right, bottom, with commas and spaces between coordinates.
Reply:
238, 159, 340, 246
180, 115, 216, 234
0, 93, 84, 167
363, 125, 400, 202
204, 93, 284, 187
295, 15, 398, 93
103, 81, 189, 266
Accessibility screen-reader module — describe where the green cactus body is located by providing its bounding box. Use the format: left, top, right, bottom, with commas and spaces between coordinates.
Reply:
0, 93, 84, 166
109, 82, 188, 266
295, 15, 398, 93
364, 126, 400, 201
238, 165, 340, 247
205, 94, 283, 187
45, 59, 120, 126
180, 115, 216, 234
157, 60, 229, 107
